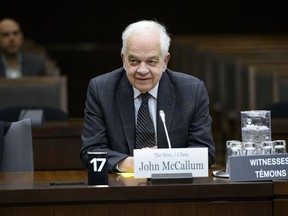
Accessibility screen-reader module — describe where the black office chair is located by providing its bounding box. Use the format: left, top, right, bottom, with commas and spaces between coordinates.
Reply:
0, 106, 69, 122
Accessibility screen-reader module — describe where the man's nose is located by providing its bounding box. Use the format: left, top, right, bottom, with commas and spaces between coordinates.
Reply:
137, 63, 149, 74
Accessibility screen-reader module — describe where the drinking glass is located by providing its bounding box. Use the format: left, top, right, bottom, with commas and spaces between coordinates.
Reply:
273, 140, 287, 154
241, 110, 271, 143
242, 141, 257, 156
261, 141, 275, 155
225, 140, 242, 173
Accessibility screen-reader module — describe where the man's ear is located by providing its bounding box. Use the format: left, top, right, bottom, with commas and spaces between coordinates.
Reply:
163, 53, 170, 71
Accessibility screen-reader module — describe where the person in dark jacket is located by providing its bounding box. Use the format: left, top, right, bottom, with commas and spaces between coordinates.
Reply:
0, 18, 46, 78
81, 20, 215, 173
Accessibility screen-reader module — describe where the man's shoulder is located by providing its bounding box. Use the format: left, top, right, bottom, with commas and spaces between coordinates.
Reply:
90, 67, 126, 88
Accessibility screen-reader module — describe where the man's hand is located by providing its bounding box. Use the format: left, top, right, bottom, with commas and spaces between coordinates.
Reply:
118, 156, 134, 173
118, 146, 157, 172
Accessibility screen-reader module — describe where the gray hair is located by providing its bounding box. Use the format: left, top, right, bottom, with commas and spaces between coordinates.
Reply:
121, 20, 171, 58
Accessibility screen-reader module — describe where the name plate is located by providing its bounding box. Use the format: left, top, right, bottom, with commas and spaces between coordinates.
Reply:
133, 148, 208, 178
229, 153, 288, 181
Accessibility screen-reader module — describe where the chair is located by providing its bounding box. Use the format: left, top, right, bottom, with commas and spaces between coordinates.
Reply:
0, 76, 68, 113
0, 106, 69, 123
0, 119, 34, 172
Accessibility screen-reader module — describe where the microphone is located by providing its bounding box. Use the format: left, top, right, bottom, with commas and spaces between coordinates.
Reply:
159, 110, 172, 149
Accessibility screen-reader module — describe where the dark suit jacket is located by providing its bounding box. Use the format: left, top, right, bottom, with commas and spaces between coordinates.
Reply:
0, 52, 46, 76
81, 68, 215, 171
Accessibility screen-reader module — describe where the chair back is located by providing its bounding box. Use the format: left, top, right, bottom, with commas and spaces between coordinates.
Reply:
0, 76, 68, 113
0, 106, 69, 123
0, 119, 34, 172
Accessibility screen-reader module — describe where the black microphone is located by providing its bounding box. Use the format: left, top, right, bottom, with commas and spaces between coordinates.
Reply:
159, 110, 172, 149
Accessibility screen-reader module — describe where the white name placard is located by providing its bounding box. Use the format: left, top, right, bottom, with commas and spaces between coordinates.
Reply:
133, 148, 208, 178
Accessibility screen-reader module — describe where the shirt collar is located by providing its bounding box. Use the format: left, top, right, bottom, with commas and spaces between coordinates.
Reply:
1, 53, 23, 67
133, 83, 159, 100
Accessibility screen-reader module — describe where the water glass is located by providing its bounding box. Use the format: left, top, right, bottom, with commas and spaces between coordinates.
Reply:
241, 110, 271, 143
261, 141, 275, 155
242, 141, 257, 156
273, 140, 287, 154
226, 140, 242, 173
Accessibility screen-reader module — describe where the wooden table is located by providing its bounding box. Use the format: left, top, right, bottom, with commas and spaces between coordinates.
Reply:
0, 170, 274, 216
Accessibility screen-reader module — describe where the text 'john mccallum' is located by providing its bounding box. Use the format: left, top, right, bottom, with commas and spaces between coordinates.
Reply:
138, 160, 204, 171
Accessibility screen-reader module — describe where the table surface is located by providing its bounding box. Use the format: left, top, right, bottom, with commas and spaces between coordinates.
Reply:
0, 169, 275, 205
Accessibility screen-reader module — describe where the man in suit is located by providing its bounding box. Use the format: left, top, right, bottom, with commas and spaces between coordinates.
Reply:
0, 18, 46, 78
81, 20, 215, 173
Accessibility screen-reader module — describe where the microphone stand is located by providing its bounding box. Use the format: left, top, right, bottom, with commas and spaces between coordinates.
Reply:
150, 110, 193, 184
159, 110, 171, 149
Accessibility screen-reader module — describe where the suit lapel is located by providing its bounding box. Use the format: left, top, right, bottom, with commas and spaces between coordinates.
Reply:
116, 74, 135, 155
157, 72, 175, 148
116, 71, 176, 151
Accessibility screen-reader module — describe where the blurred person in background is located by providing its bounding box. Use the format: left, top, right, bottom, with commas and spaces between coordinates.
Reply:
0, 18, 46, 78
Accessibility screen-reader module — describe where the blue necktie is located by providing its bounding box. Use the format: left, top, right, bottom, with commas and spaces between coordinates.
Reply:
136, 93, 156, 148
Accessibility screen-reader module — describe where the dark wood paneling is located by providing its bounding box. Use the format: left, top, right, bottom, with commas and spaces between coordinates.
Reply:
274, 200, 288, 216
32, 120, 85, 170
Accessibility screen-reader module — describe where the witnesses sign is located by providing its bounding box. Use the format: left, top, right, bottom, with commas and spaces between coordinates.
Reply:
229, 153, 288, 181
133, 148, 208, 178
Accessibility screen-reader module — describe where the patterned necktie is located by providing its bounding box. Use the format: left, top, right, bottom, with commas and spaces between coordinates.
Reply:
136, 93, 156, 149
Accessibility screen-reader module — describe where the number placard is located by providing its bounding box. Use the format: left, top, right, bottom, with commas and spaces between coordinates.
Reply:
87, 151, 109, 185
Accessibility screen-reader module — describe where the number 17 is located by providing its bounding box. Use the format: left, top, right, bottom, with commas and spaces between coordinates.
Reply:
90, 158, 106, 172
